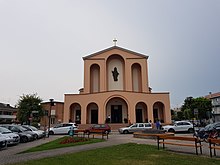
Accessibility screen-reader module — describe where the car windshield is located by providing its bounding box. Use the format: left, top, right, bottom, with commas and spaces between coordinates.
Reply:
204, 123, 214, 131
29, 126, 38, 131
54, 124, 62, 128
0, 127, 12, 134
17, 126, 28, 131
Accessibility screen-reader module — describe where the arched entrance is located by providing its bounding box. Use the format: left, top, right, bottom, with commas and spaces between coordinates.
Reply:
135, 102, 148, 123
69, 103, 81, 124
106, 97, 128, 123
86, 103, 99, 124
153, 102, 165, 123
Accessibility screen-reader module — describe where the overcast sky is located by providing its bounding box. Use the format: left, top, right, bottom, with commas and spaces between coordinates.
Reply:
0, 0, 219, 108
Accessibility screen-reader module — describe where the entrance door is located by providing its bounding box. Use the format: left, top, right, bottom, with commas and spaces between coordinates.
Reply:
153, 109, 158, 123
91, 109, 98, 124
75, 110, 81, 124
111, 105, 122, 123
136, 109, 143, 123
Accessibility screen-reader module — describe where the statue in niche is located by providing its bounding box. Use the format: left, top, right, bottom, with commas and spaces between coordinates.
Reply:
112, 67, 119, 81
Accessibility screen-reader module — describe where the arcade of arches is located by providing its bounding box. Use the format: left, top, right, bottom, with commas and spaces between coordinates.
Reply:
68, 98, 166, 124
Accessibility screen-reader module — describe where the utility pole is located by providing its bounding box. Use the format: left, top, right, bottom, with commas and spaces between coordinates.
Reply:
47, 98, 54, 138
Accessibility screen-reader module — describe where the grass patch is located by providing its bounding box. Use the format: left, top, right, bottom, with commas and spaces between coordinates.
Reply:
14, 143, 219, 165
20, 136, 104, 153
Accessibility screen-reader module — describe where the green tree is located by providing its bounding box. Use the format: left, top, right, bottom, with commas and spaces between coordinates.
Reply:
17, 93, 43, 125
193, 97, 212, 120
183, 108, 192, 120
177, 111, 184, 120
181, 96, 212, 120
181, 97, 195, 112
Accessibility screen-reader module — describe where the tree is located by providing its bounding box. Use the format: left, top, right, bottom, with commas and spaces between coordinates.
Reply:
181, 97, 195, 111
183, 109, 192, 120
177, 111, 184, 120
17, 93, 43, 125
193, 97, 212, 120
181, 96, 212, 121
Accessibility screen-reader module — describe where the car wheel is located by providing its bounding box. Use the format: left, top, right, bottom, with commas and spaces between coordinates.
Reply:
49, 131, 54, 135
188, 128, 194, 133
123, 130, 129, 134
168, 129, 175, 133
34, 134, 38, 139
22, 136, 28, 143
104, 130, 109, 134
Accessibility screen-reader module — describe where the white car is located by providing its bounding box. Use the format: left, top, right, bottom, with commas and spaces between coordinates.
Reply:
0, 126, 20, 145
118, 123, 152, 134
162, 121, 194, 133
22, 125, 45, 139
48, 123, 78, 135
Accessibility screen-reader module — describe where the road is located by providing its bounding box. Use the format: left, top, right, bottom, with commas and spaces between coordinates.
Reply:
0, 133, 219, 165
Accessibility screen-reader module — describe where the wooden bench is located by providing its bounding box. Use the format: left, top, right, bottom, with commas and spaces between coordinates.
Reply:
158, 135, 202, 155
133, 132, 174, 139
133, 133, 202, 155
88, 130, 109, 139
74, 129, 87, 138
208, 138, 220, 157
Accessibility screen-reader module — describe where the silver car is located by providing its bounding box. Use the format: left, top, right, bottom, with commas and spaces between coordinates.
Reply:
162, 121, 194, 133
0, 126, 20, 145
118, 123, 152, 134
0, 133, 7, 150
22, 125, 45, 139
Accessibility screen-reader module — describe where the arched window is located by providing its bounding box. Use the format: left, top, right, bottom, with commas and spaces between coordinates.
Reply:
90, 64, 100, 93
132, 63, 142, 92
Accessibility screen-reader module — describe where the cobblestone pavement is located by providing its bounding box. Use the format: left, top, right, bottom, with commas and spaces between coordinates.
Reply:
0, 133, 219, 165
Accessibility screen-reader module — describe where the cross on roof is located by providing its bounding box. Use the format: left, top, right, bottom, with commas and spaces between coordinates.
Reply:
113, 38, 117, 46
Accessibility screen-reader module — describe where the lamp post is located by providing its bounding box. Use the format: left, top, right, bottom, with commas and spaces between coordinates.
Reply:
48, 98, 54, 138
27, 104, 32, 125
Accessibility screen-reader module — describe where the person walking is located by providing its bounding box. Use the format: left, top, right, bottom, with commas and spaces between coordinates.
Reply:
156, 120, 161, 130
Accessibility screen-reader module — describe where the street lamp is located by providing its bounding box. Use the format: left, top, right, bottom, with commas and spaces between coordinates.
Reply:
27, 103, 32, 125
48, 98, 54, 137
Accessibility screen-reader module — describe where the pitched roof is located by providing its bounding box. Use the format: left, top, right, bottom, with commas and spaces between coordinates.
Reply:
83, 46, 148, 60
205, 92, 220, 99
0, 103, 17, 111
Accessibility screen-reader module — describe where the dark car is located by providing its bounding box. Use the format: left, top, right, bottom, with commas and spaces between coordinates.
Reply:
85, 124, 111, 134
1, 125, 35, 143
204, 122, 220, 132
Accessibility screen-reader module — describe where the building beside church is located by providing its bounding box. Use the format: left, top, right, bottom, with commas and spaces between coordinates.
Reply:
205, 92, 220, 122
0, 103, 17, 124
64, 45, 171, 125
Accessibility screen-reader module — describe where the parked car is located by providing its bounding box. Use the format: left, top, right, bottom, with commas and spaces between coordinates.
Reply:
84, 124, 111, 134
204, 122, 220, 132
162, 121, 194, 133
22, 125, 45, 139
48, 123, 78, 135
0, 126, 20, 145
0, 133, 7, 150
118, 123, 152, 134
0, 125, 35, 143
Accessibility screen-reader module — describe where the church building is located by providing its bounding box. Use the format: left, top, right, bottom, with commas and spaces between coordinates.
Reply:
64, 44, 171, 125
